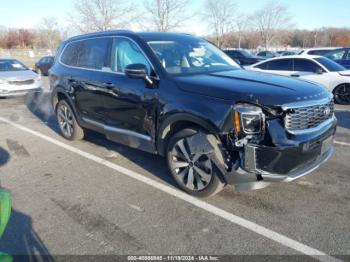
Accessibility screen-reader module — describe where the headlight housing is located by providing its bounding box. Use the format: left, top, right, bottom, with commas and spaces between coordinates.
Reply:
234, 104, 265, 135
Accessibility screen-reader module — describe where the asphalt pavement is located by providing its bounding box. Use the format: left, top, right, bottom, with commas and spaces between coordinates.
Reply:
0, 78, 349, 261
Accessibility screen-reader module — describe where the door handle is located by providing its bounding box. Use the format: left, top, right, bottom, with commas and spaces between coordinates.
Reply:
291, 74, 300, 77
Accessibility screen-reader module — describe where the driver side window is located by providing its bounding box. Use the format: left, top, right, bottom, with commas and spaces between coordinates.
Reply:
111, 38, 151, 74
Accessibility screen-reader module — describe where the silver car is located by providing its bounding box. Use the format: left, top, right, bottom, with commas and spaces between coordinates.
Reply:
0, 58, 42, 97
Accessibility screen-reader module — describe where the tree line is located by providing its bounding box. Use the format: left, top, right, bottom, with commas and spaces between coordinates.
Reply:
0, 0, 349, 50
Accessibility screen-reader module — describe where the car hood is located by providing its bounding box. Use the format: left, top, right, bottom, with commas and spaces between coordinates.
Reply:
174, 70, 330, 107
0, 70, 37, 81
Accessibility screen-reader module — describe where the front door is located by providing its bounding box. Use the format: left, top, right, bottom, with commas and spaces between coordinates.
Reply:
101, 37, 158, 153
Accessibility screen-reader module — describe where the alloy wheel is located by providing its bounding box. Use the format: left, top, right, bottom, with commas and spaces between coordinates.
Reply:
334, 84, 350, 104
169, 137, 213, 191
57, 104, 74, 138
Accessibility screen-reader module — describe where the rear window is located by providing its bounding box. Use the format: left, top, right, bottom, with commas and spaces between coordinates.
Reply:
315, 57, 346, 72
60, 38, 111, 70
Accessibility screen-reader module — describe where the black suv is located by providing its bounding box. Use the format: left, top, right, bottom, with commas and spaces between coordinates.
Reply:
50, 31, 336, 197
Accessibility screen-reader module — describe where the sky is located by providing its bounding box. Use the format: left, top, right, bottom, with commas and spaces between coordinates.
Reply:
0, 0, 349, 34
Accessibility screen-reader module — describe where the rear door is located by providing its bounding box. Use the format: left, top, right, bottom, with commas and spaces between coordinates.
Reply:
262, 59, 293, 76
60, 37, 112, 124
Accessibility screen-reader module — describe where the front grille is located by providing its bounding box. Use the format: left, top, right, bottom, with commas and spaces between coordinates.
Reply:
7, 79, 34, 85
284, 100, 334, 133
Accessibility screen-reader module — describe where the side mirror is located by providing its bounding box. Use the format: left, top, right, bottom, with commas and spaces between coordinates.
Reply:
0, 190, 11, 237
125, 63, 154, 85
125, 63, 148, 79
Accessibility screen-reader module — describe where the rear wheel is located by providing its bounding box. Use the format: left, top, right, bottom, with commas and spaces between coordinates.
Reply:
333, 84, 350, 105
166, 128, 225, 197
56, 100, 85, 140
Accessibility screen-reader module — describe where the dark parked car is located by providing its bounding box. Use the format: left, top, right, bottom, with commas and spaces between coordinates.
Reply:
325, 48, 350, 69
276, 51, 296, 56
224, 49, 264, 66
34, 56, 54, 76
256, 50, 277, 58
50, 31, 336, 197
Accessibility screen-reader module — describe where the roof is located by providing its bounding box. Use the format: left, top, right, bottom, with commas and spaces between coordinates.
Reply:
256, 55, 322, 62
302, 47, 341, 51
65, 30, 198, 43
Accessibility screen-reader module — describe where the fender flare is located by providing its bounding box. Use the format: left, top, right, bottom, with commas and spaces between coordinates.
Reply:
156, 112, 220, 156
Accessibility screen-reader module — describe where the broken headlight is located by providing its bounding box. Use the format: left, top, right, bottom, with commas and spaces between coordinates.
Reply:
234, 104, 265, 135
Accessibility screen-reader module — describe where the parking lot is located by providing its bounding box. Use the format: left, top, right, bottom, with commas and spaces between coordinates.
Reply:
0, 78, 349, 260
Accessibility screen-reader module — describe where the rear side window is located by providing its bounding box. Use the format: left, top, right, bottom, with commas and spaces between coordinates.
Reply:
61, 42, 81, 66
294, 59, 323, 72
255, 62, 268, 69
60, 38, 111, 70
266, 59, 292, 71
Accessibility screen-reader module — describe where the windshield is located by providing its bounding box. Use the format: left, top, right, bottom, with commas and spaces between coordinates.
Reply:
147, 39, 239, 75
325, 49, 346, 60
0, 59, 28, 72
315, 57, 346, 72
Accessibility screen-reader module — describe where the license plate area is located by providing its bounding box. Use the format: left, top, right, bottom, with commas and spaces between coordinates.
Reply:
321, 136, 333, 155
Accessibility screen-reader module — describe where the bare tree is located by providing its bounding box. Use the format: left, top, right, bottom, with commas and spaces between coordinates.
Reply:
36, 17, 62, 50
69, 0, 135, 33
253, 1, 293, 49
142, 0, 191, 32
234, 14, 251, 48
203, 0, 238, 48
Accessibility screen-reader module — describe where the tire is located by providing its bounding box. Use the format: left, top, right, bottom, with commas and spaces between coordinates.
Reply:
333, 84, 350, 105
166, 128, 225, 198
56, 100, 85, 141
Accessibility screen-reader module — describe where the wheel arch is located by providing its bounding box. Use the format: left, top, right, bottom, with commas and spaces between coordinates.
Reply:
51, 88, 81, 123
156, 113, 220, 156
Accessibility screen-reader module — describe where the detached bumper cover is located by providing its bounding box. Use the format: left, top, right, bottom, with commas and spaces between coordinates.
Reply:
226, 118, 337, 191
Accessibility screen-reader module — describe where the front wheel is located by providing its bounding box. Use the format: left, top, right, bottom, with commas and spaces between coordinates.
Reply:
56, 100, 85, 140
333, 84, 350, 105
166, 128, 225, 197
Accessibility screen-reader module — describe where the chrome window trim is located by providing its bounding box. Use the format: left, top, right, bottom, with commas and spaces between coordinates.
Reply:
82, 117, 152, 142
58, 35, 157, 77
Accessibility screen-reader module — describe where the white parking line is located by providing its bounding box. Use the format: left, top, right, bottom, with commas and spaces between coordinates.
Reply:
335, 140, 350, 147
0, 116, 341, 262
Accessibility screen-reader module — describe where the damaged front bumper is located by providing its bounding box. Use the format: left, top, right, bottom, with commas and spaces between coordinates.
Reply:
224, 118, 337, 191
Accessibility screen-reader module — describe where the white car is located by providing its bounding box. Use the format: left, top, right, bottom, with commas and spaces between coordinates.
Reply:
298, 47, 340, 56
247, 55, 350, 104
0, 58, 42, 97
